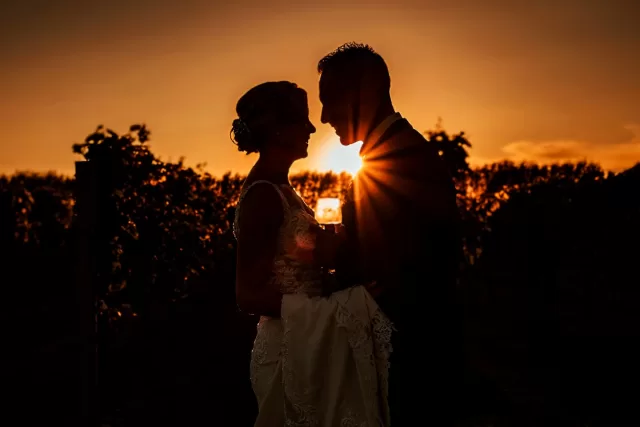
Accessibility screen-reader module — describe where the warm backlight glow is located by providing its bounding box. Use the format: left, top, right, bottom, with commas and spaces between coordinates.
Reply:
318, 137, 363, 176
315, 197, 342, 224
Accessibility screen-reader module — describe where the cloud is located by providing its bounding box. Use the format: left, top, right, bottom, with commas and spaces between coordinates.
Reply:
499, 124, 640, 172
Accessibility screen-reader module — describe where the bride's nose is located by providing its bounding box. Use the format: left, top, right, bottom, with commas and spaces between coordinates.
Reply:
307, 121, 316, 134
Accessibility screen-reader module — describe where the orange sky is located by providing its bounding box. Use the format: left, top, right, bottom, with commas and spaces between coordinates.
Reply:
1, 0, 639, 176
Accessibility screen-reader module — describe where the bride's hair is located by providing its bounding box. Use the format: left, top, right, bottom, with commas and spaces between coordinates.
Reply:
230, 81, 307, 154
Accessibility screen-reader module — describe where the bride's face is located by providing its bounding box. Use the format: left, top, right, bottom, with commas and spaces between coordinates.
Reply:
274, 95, 316, 161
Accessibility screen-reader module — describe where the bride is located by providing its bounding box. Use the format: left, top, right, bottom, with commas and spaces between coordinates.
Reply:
231, 81, 393, 426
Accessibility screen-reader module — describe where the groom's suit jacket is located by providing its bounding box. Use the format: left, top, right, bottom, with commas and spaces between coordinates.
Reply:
337, 116, 461, 332
336, 116, 463, 422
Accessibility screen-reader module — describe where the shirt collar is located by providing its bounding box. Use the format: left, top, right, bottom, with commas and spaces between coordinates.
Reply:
361, 112, 403, 156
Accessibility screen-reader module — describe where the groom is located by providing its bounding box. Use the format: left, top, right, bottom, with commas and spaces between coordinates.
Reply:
318, 43, 464, 425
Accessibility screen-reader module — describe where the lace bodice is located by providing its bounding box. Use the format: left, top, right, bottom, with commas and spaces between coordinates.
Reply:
237, 185, 393, 427
233, 180, 324, 296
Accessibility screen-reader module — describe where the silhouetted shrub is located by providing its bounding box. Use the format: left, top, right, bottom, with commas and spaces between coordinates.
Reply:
2, 123, 639, 426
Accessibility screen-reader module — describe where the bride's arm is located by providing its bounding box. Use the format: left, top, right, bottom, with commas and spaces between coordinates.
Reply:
235, 185, 284, 318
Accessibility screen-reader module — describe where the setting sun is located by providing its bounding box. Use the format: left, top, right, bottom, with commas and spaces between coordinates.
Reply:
318, 136, 363, 176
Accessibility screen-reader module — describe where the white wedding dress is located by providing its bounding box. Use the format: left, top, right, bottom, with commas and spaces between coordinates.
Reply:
234, 180, 393, 427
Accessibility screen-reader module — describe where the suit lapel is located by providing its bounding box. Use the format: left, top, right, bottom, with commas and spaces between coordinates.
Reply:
360, 118, 411, 159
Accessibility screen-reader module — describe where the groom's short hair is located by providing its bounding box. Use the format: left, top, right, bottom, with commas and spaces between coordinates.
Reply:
317, 42, 391, 92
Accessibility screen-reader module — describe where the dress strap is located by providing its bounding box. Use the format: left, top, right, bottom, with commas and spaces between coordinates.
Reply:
240, 180, 289, 211
233, 180, 290, 238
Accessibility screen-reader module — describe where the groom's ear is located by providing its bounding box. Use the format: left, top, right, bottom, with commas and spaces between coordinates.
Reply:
358, 69, 387, 100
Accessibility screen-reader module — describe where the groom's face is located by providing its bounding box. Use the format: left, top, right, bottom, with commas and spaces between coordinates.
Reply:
319, 71, 362, 146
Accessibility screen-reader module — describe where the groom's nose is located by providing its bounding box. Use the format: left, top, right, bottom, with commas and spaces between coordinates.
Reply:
320, 107, 329, 125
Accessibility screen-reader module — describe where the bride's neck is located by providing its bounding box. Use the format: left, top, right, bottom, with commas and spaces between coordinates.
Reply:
252, 156, 292, 185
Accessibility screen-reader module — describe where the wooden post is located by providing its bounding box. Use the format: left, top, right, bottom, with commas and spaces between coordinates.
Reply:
74, 161, 98, 426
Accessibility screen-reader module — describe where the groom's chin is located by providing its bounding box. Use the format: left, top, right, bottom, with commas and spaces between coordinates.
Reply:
338, 135, 357, 146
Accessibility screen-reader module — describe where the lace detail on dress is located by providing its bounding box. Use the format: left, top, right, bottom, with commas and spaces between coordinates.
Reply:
234, 180, 323, 297
250, 317, 282, 391
277, 289, 393, 427
281, 314, 319, 427
334, 289, 394, 427
237, 180, 393, 427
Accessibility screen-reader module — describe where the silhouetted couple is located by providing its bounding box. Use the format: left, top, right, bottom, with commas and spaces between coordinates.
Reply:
233, 42, 462, 426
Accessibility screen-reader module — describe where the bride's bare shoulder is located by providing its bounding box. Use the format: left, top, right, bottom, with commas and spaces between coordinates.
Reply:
237, 180, 285, 226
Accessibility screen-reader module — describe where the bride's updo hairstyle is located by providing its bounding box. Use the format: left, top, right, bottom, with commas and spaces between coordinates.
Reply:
230, 81, 308, 154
